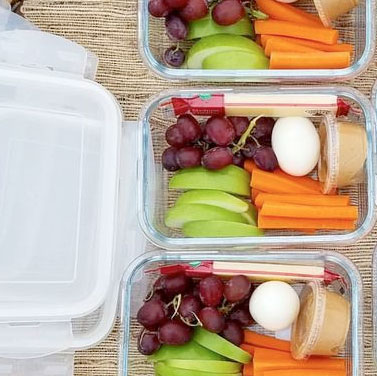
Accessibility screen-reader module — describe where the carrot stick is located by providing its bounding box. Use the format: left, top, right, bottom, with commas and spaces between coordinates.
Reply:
244, 331, 290, 352
244, 159, 257, 174
254, 20, 339, 45
251, 189, 263, 203
251, 168, 322, 195
255, 0, 323, 27
255, 194, 350, 208
260, 202, 358, 220
241, 344, 257, 355
243, 362, 254, 376
260, 35, 353, 52
262, 370, 346, 376
265, 38, 320, 57
258, 215, 356, 230
252, 347, 346, 371
270, 51, 351, 69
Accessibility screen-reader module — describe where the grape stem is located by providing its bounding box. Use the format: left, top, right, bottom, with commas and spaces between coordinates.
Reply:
171, 294, 182, 319
248, 1, 268, 20
180, 311, 203, 327
232, 115, 264, 154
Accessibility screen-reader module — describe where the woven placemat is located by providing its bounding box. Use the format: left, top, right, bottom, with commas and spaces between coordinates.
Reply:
20, 0, 377, 374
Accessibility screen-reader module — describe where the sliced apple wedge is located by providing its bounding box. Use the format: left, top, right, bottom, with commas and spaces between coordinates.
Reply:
164, 359, 242, 374
240, 201, 258, 226
175, 190, 249, 213
183, 220, 263, 237
193, 328, 251, 364
155, 362, 241, 376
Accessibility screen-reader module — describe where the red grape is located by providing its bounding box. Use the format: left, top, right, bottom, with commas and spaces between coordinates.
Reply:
221, 320, 244, 345
179, 295, 202, 322
229, 307, 253, 327
232, 152, 245, 167
138, 331, 161, 355
158, 319, 193, 345
224, 275, 251, 303
199, 307, 225, 333
165, 14, 188, 41
202, 147, 233, 170
176, 146, 203, 168
148, 0, 171, 17
205, 116, 235, 146
179, 0, 208, 21
166, 125, 187, 147
192, 283, 201, 299
212, 0, 245, 26
252, 117, 276, 144
165, 0, 188, 9
241, 139, 258, 159
164, 47, 185, 67
137, 299, 167, 329
177, 114, 202, 143
199, 275, 224, 307
228, 116, 249, 138
164, 272, 192, 297
162, 147, 180, 171
148, 290, 166, 302
253, 146, 278, 172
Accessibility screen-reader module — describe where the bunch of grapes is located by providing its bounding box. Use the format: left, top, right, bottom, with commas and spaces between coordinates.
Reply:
148, 0, 249, 67
137, 272, 254, 355
162, 114, 279, 172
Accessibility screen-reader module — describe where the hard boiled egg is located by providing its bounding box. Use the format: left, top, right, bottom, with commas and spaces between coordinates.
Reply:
275, 0, 299, 2
272, 117, 320, 176
249, 281, 300, 332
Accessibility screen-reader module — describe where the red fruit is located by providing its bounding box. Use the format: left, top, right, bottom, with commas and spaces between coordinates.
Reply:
212, 0, 245, 26
162, 147, 180, 171
138, 331, 161, 355
179, 295, 202, 322
158, 319, 193, 345
166, 124, 186, 147
137, 299, 167, 329
148, 0, 171, 17
176, 146, 203, 168
164, 272, 192, 297
176, 114, 202, 143
199, 275, 224, 307
229, 307, 253, 327
199, 307, 226, 333
228, 116, 249, 138
202, 147, 233, 170
165, 0, 189, 9
180, 0, 209, 21
223, 275, 252, 303
205, 116, 235, 146
222, 320, 244, 345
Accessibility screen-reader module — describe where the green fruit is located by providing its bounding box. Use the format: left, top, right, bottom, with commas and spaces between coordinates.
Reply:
148, 342, 225, 362
240, 201, 258, 226
183, 220, 263, 237
164, 359, 242, 374
175, 190, 249, 213
187, 34, 267, 69
155, 362, 241, 376
193, 328, 252, 364
165, 204, 248, 228
188, 15, 254, 40
169, 167, 250, 197
202, 50, 269, 70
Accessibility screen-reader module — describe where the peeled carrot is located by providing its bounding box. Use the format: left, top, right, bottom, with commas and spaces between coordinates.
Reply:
252, 347, 346, 371
258, 215, 356, 230
270, 51, 351, 69
254, 20, 339, 45
241, 344, 257, 355
260, 35, 353, 53
244, 331, 290, 352
243, 362, 254, 376
262, 370, 346, 376
255, 0, 323, 27
255, 194, 350, 208
244, 159, 257, 174
265, 38, 320, 57
260, 202, 358, 220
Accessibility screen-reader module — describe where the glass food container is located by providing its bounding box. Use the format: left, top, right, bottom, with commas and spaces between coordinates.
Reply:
119, 249, 363, 376
137, 86, 377, 250
138, 0, 375, 82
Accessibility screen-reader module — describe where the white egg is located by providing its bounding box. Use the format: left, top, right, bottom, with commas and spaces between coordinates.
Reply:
272, 117, 320, 176
275, 0, 299, 2
249, 281, 300, 332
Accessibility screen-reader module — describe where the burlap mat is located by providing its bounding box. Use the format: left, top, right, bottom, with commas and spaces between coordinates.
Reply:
19, 0, 377, 374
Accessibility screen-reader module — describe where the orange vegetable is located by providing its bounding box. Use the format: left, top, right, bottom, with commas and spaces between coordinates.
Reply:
255, 194, 350, 208
270, 51, 351, 69
244, 331, 290, 352
260, 202, 358, 220
260, 35, 353, 53
252, 347, 346, 371
261, 370, 346, 376
265, 38, 320, 57
243, 362, 254, 376
251, 189, 263, 203
241, 344, 257, 355
255, 0, 323, 27
244, 159, 257, 174
258, 215, 356, 230
251, 168, 322, 195
254, 20, 339, 45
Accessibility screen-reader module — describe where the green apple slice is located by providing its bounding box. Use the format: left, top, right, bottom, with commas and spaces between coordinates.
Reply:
193, 328, 251, 364
183, 220, 263, 237
155, 362, 241, 376
148, 342, 225, 362
165, 204, 248, 228
175, 190, 249, 213
187, 34, 266, 69
202, 50, 269, 70
164, 359, 242, 374
188, 15, 254, 40
240, 201, 258, 226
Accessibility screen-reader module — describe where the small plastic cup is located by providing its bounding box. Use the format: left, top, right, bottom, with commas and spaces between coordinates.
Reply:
291, 281, 350, 360
313, 0, 359, 27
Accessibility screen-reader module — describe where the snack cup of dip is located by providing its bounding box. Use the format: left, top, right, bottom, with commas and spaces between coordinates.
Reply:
291, 281, 350, 360
312, 0, 359, 27
318, 115, 367, 194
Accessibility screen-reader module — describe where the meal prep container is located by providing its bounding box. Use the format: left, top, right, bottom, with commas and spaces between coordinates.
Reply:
138, 86, 377, 250
119, 249, 363, 376
138, 0, 375, 82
